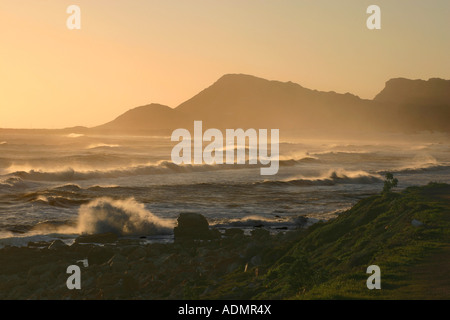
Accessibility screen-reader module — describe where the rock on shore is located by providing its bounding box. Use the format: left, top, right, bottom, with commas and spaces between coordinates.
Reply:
0, 213, 286, 299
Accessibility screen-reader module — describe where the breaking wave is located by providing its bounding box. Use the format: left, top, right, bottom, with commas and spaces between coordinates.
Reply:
77, 197, 174, 236
6, 155, 322, 182
7, 161, 257, 182
0, 176, 41, 191
212, 215, 305, 229
380, 164, 450, 175
28, 194, 87, 208
66, 133, 84, 138
260, 169, 383, 187
87, 143, 120, 149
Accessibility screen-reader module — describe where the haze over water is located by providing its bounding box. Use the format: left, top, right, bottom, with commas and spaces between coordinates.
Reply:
1, 131, 449, 247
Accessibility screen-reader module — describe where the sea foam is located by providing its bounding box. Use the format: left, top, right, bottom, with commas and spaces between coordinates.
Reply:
77, 197, 174, 236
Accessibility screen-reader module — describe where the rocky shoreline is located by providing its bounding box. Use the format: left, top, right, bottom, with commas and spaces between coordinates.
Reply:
0, 213, 300, 299
2, 183, 449, 300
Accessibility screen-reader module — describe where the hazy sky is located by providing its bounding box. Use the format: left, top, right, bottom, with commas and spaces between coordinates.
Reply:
1, 1, 449, 128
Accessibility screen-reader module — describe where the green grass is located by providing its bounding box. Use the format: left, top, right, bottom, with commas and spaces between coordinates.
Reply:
206, 182, 450, 299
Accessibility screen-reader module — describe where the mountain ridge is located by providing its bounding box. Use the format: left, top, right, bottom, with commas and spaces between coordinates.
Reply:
92, 74, 449, 135
3, 74, 448, 135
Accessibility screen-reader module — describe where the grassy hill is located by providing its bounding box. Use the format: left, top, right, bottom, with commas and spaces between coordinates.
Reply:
205, 182, 450, 299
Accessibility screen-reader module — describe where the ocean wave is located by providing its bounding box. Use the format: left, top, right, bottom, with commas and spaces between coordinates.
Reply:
259, 169, 383, 187
0, 176, 40, 191
87, 185, 120, 190
0, 234, 73, 249
87, 143, 120, 149
52, 184, 82, 192
66, 133, 84, 138
6, 154, 323, 182
29, 195, 87, 207
7, 161, 255, 182
31, 220, 77, 233
3, 153, 135, 173
279, 157, 319, 166
311, 150, 371, 156
1, 198, 175, 239
12, 183, 93, 207
211, 214, 314, 230
379, 164, 450, 175
0, 176, 25, 187
78, 198, 174, 236
0, 219, 78, 245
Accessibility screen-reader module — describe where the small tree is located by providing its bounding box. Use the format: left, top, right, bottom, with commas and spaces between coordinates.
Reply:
383, 172, 398, 193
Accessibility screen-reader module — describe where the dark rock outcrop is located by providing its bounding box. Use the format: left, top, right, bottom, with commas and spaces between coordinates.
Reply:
174, 213, 217, 241
75, 232, 118, 244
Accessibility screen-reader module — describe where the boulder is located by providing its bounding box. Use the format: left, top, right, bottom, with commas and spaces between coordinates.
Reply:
224, 228, 244, 238
87, 247, 115, 265
174, 213, 214, 241
75, 232, 118, 244
294, 216, 308, 228
27, 241, 51, 248
47, 239, 67, 250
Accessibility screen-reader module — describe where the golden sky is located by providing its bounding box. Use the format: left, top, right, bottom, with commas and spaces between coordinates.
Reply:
1, 1, 449, 128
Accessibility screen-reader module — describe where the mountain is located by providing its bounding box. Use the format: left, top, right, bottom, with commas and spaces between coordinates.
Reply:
176, 74, 375, 133
93, 103, 187, 135
91, 74, 450, 135
374, 78, 450, 133
374, 78, 450, 105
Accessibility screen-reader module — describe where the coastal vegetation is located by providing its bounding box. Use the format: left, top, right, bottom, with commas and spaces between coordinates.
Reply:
0, 182, 448, 299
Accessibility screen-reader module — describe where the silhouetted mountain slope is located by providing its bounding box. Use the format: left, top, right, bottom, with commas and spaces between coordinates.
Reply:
176, 74, 374, 132
374, 78, 450, 105
91, 74, 450, 135
374, 78, 450, 133
93, 103, 187, 134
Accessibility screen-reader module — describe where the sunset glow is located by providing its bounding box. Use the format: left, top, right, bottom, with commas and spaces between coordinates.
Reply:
1, 0, 449, 128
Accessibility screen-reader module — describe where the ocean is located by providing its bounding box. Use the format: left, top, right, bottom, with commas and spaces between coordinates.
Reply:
0, 131, 449, 247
